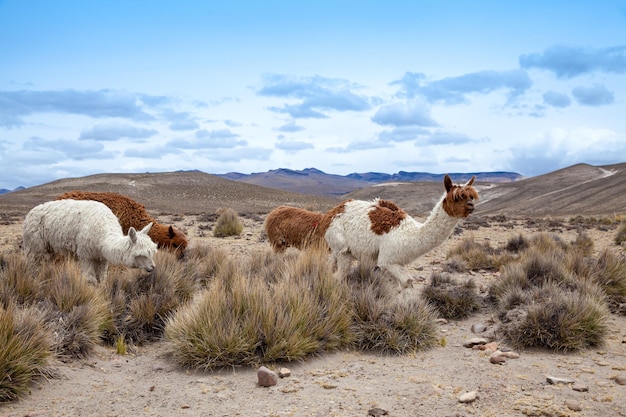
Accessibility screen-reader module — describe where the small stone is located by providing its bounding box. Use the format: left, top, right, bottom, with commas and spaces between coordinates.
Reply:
614, 374, 626, 385
368, 408, 388, 416
480, 341, 498, 352
463, 337, 489, 348
490, 354, 507, 365
435, 318, 448, 325
498, 351, 520, 359
572, 383, 588, 392
471, 323, 487, 333
546, 375, 575, 385
257, 366, 278, 387
565, 399, 582, 412
278, 367, 291, 378
458, 391, 479, 403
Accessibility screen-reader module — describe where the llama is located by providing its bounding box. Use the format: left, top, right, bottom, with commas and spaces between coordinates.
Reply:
23, 199, 158, 284
324, 174, 478, 288
56, 190, 188, 258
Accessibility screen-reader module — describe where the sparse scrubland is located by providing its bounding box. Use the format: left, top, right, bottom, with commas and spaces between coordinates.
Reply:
1, 211, 625, 416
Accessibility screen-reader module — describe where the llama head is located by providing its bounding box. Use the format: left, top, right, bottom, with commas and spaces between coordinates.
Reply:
166, 225, 189, 259
127, 222, 158, 272
442, 174, 479, 218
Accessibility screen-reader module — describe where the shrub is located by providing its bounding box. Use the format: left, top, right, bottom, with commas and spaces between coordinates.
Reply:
348, 262, 439, 354
587, 248, 626, 315
0, 253, 39, 307
497, 281, 608, 351
615, 221, 626, 247
213, 208, 244, 237
0, 306, 52, 402
101, 250, 197, 345
422, 272, 482, 319
39, 262, 111, 359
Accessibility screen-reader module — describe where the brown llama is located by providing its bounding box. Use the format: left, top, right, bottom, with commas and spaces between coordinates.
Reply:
264, 203, 350, 252
57, 191, 188, 258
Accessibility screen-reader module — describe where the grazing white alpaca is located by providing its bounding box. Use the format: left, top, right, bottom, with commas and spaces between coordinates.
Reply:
23, 199, 158, 283
324, 174, 479, 288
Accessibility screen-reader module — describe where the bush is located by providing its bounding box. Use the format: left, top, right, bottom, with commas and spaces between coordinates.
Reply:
615, 221, 626, 246
213, 208, 244, 237
0, 306, 52, 402
422, 272, 482, 319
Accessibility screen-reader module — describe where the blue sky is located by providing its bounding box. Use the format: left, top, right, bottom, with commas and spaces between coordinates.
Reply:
1, 1, 626, 189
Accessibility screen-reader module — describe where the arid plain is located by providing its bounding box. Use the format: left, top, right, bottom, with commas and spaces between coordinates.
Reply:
1, 164, 625, 417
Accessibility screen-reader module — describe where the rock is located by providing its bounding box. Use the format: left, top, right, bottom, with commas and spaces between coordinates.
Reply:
471, 323, 487, 333
546, 375, 575, 385
278, 367, 291, 378
480, 341, 498, 352
614, 374, 626, 385
435, 318, 448, 325
368, 408, 388, 416
257, 366, 278, 387
572, 383, 589, 392
463, 337, 489, 348
497, 350, 520, 359
490, 354, 507, 365
565, 399, 582, 412
458, 391, 479, 403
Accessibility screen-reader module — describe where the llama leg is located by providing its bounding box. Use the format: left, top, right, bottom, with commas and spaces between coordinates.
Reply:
80, 259, 99, 284
380, 263, 414, 289
93, 260, 109, 284
335, 250, 354, 278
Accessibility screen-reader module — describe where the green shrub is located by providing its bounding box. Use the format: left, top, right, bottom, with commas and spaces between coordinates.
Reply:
213, 208, 244, 237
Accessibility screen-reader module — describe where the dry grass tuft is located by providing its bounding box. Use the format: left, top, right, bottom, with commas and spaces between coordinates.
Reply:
213, 208, 244, 237
0, 306, 52, 402
101, 250, 197, 345
422, 272, 482, 319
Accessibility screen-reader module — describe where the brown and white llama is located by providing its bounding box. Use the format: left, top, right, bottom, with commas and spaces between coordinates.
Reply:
57, 191, 188, 258
324, 174, 478, 288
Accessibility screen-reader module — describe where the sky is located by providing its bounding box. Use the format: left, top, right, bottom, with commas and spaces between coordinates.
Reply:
1, 1, 626, 190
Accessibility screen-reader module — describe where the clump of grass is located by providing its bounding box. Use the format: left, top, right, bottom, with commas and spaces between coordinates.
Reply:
164, 245, 356, 369
348, 262, 439, 354
586, 248, 626, 315
0, 253, 39, 307
505, 234, 528, 253
101, 250, 197, 345
614, 221, 626, 246
422, 272, 482, 319
446, 237, 514, 271
491, 239, 610, 351
39, 262, 111, 359
0, 306, 52, 402
213, 208, 244, 237
497, 280, 608, 351
185, 243, 239, 288
572, 230, 594, 256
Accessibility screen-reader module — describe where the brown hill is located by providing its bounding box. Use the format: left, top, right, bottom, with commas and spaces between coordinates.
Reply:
0, 171, 339, 220
345, 163, 626, 218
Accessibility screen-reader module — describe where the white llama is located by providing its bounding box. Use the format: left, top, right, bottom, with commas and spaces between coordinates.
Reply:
324, 174, 478, 288
23, 199, 158, 283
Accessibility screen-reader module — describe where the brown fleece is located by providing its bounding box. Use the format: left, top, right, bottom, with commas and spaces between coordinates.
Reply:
56, 191, 188, 258
368, 199, 408, 235
264, 201, 349, 253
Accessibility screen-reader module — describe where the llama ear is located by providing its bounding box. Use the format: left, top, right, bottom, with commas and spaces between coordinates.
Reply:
128, 227, 138, 243
466, 176, 476, 187
168, 225, 175, 238
141, 222, 153, 235
444, 174, 453, 192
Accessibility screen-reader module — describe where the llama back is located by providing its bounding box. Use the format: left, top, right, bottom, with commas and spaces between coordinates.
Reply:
23, 200, 125, 261
56, 190, 188, 257
56, 191, 153, 232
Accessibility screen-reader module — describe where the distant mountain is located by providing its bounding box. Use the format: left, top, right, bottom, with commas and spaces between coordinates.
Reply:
218, 168, 522, 197
0, 186, 25, 195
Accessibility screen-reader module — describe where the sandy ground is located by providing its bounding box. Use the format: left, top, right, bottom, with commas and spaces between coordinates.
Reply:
1, 216, 625, 417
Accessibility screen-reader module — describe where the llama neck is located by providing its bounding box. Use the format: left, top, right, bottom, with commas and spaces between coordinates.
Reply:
99, 232, 133, 265
413, 196, 461, 254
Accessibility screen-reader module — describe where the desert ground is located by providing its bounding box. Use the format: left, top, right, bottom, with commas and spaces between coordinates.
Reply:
0, 209, 625, 417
